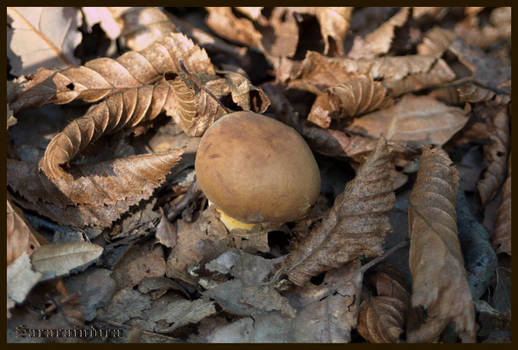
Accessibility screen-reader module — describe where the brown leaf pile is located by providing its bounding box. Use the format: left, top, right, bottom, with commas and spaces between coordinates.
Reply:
281, 138, 395, 286
407, 147, 475, 343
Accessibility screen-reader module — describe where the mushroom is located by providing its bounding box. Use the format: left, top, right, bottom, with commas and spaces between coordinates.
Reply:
195, 111, 321, 231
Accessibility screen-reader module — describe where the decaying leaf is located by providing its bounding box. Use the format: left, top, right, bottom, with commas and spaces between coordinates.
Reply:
289, 51, 455, 97
11, 32, 214, 112
407, 147, 475, 343
7, 7, 83, 76
205, 7, 262, 49
454, 7, 510, 50
457, 83, 510, 105
7, 252, 42, 318
417, 26, 456, 57
449, 37, 510, 95
166, 207, 231, 284
348, 7, 409, 59
357, 265, 410, 343
315, 7, 353, 56
156, 213, 177, 249
115, 7, 178, 51
477, 105, 509, 205
146, 294, 217, 333
7, 199, 40, 265
202, 249, 294, 318
347, 94, 469, 147
293, 260, 363, 342
492, 154, 511, 255
31, 241, 103, 280
8, 149, 182, 227
307, 75, 394, 128
281, 138, 394, 286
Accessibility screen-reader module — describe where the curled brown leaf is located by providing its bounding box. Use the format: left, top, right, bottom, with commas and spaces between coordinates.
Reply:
281, 137, 395, 286
477, 105, 510, 205
307, 75, 393, 128
407, 147, 475, 343
8, 150, 182, 227
315, 7, 353, 56
11, 32, 214, 112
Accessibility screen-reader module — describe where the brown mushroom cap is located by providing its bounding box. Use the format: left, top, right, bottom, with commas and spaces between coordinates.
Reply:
195, 111, 321, 224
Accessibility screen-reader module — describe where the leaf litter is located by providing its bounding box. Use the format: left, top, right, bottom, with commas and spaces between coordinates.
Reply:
6, 6, 510, 344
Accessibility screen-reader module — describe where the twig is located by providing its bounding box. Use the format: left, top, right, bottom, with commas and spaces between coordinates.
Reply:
178, 60, 231, 114
166, 179, 202, 221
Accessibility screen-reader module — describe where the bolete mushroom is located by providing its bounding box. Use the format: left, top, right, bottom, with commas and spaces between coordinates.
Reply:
195, 111, 321, 231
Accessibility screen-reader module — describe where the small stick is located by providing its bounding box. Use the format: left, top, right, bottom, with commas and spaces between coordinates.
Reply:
178, 60, 231, 114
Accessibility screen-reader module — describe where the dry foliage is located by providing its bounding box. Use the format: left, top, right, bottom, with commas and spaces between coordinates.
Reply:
407, 147, 475, 343
358, 265, 410, 343
477, 105, 510, 205
6, 6, 511, 344
281, 138, 394, 286
492, 154, 511, 255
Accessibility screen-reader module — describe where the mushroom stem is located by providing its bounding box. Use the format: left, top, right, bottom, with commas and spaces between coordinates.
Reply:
216, 208, 256, 231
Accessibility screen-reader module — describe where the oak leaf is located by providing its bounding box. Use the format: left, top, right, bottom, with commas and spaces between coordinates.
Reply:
11, 32, 214, 112
7, 7, 82, 76
407, 147, 475, 343
477, 105, 509, 205
281, 138, 395, 286
347, 94, 469, 147
7, 199, 40, 265
348, 7, 409, 59
492, 154, 511, 255
307, 75, 394, 128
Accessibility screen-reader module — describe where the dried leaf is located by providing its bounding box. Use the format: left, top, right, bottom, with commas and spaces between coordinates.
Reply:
347, 94, 469, 146
11, 32, 214, 112
492, 154, 511, 255
7, 7, 82, 76
235, 7, 265, 22
205, 7, 262, 48
457, 83, 510, 105
155, 214, 177, 249
307, 75, 394, 128
31, 242, 103, 280
412, 7, 448, 20
358, 266, 410, 343
97, 287, 152, 324
293, 260, 363, 342
82, 7, 123, 39
315, 7, 352, 56
417, 27, 456, 57
7, 253, 42, 317
261, 7, 299, 58
348, 7, 409, 59
8, 150, 182, 227
290, 51, 455, 97
115, 7, 178, 51
454, 8, 510, 50
166, 207, 231, 284
359, 296, 407, 343
7, 199, 40, 265
407, 147, 475, 343
449, 37, 510, 95
147, 294, 217, 333
477, 105, 510, 205
282, 138, 395, 286
112, 241, 166, 289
